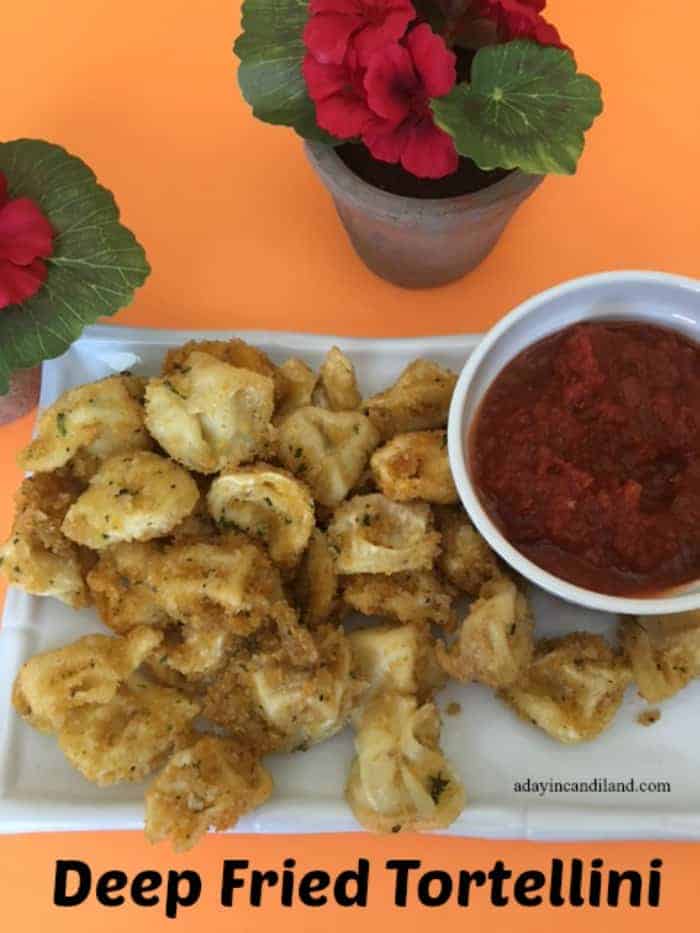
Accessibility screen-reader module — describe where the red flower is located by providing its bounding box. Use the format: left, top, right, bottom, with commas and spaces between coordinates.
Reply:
304, 0, 416, 66
302, 50, 375, 138
476, 0, 567, 49
0, 172, 54, 311
361, 24, 458, 178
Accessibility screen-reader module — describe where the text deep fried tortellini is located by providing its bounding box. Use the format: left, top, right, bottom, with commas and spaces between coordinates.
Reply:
58, 676, 200, 786
294, 529, 339, 627
342, 571, 456, 628
204, 623, 361, 753
278, 407, 380, 507
145, 351, 275, 473
0, 472, 92, 608
435, 506, 503, 596
363, 360, 457, 441
371, 431, 457, 504
349, 623, 445, 704
145, 737, 273, 851
317, 346, 361, 412
207, 465, 314, 569
346, 693, 465, 833
87, 542, 171, 635
18, 375, 151, 478
438, 578, 534, 689
328, 494, 440, 574
148, 534, 286, 637
62, 452, 199, 550
620, 612, 700, 703
12, 626, 162, 734
499, 633, 631, 744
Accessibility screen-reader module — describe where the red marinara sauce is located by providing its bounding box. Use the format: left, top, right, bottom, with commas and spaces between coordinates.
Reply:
470, 322, 700, 596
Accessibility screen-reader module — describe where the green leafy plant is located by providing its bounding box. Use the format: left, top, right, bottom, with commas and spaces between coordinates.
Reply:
0, 139, 150, 394
235, 0, 603, 181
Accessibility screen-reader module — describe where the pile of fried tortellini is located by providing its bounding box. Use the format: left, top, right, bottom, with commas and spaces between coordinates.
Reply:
2, 338, 699, 850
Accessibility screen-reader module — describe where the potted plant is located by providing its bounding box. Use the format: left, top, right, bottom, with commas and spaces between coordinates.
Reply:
235, 0, 603, 288
0, 140, 150, 424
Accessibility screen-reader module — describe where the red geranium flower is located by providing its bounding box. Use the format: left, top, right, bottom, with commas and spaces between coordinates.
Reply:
302, 50, 375, 138
304, 0, 416, 66
0, 172, 54, 311
476, 0, 566, 49
361, 24, 458, 179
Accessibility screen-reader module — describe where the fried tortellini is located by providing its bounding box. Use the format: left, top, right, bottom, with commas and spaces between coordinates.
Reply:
371, 430, 457, 504
349, 622, 445, 704
316, 346, 362, 412
145, 737, 273, 851
620, 612, 700, 703
18, 374, 152, 479
0, 471, 92, 608
328, 494, 441, 574
342, 571, 456, 628
293, 528, 339, 627
145, 351, 275, 473
346, 693, 465, 833
278, 407, 380, 507
437, 577, 534, 689
204, 622, 361, 753
58, 676, 200, 785
12, 626, 163, 733
434, 506, 503, 596
62, 452, 199, 550
207, 465, 314, 570
499, 633, 631, 744
363, 360, 457, 440
163, 338, 281, 398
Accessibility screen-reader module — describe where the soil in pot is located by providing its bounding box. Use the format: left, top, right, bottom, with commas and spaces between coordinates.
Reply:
337, 143, 510, 200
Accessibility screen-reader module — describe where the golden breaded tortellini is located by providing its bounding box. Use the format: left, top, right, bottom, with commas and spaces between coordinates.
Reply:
145, 736, 273, 851
293, 528, 340, 627
620, 612, 700, 703
61, 452, 199, 550
87, 542, 171, 635
205, 623, 361, 753
162, 338, 280, 396
147, 533, 287, 636
328, 494, 440, 574
278, 406, 380, 507
371, 430, 457, 504
349, 622, 445, 704
12, 626, 162, 734
58, 676, 200, 786
145, 351, 275, 473
18, 374, 151, 478
207, 465, 314, 570
363, 360, 457, 440
438, 577, 534, 689
499, 633, 631, 744
316, 346, 362, 411
274, 357, 318, 421
0, 472, 92, 608
346, 693, 465, 833
435, 506, 503, 596
342, 571, 456, 628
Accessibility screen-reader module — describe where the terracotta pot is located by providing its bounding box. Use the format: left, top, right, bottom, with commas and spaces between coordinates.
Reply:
305, 142, 543, 289
0, 365, 41, 426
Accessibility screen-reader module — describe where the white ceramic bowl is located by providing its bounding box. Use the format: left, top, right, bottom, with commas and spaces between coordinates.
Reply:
448, 270, 700, 616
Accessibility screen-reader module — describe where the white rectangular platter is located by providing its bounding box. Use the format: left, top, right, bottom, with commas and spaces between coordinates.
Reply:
2, 324, 700, 841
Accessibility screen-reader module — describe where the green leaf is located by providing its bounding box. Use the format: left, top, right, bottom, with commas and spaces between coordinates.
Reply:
0, 140, 150, 394
235, 0, 338, 144
431, 40, 603, 175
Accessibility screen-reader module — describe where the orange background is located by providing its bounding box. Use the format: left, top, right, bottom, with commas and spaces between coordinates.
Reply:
1, 0, 699, 929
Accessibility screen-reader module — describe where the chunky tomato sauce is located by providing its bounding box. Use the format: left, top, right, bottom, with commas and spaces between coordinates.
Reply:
471, 322, 700, 596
